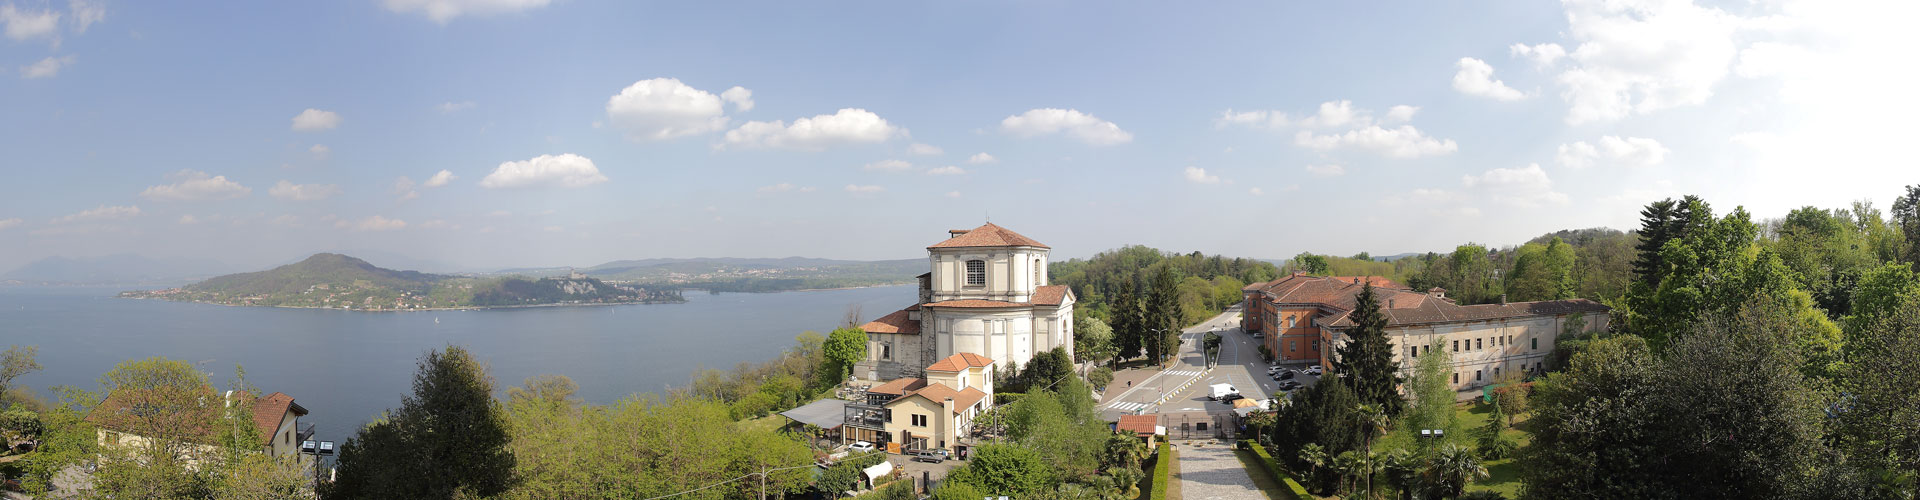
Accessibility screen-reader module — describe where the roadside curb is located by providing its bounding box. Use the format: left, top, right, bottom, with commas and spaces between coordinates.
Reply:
1150, 365, 1213, 406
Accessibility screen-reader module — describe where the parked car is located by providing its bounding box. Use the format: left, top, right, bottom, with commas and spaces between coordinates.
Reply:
1221, 392, 1246, 403
848, 441, 875, 453
1307, 365, 1324, 375
910, 451, 943, 463
1279, 370, 1295, 380
1279, 380, 1303, 390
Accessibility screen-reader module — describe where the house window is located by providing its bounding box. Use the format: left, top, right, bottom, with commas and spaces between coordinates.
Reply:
1495, 367, 1501, 376
1287, 316, 1296, 328
1033, 259, 1041, 285
1452, 372, 1459, 384
1312, 340, 1319, 351
912, 414, 928, 427
1476, 370, 1483, 381
1289, 340, 1296, 352
1531, 338, 1539, 350
965, 260, 986, 286
881, 344, 892, 360
1476, 339, 1483, 350
1422, 345, 1429, 355
1408, 346, 1417, 358
1452, 340, 1459, 352
1197, 422, 1208, 431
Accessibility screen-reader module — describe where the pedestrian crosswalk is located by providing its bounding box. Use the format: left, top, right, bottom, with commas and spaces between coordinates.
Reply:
1106, 401, 1151, 413
1164, 370, 1203, 377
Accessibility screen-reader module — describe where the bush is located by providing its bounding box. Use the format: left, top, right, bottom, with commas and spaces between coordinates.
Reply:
1479, 435, 1519, 460
1149, 444, 1172, 500
1089, 367, 1114, 390
1242, 440, 1309, 500
995, 392, 1026, 406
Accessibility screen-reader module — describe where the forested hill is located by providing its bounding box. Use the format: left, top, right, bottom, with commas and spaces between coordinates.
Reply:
1051, 246, 1281, 324
490, 257, 924, 292
186, 253, 444, 296
121, 253, 682, 310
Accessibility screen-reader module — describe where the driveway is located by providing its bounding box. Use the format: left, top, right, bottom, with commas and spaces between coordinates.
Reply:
1174, 440, 1264, 500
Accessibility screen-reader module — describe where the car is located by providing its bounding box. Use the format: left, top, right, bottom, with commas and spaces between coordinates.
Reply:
1280, 380, 1303, 390
1307, 365, 1324, 375
1221, 393, 1246, 403
848, 441, 875, 453
910, 451, 943, 463
1279, 370, 1295, 380
1266, 366, 1281, 373
1270, 372, 1285, 380
1251, 332, 1264, 339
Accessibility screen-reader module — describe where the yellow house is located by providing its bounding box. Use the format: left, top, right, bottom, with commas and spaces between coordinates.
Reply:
845, 353, 995, 455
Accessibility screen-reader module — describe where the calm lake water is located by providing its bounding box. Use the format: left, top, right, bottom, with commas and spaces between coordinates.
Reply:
0, 284, 915, 444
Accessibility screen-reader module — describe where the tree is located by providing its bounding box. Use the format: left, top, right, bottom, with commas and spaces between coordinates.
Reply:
1508, 237, 1576, 301
1423, 443, 1488, 499
1520, 335, 1665, 499
1022, 347, 1074, 391
1894, 184, 1920, 264
1073, 315, 1116, 365
1356, 403, 1388, 498
1111, 284, 1143, 363
1632, 198, 1680, 287
931, 481, 986, 500
944, 444, 1055, 496
87, 358, 254, 499
1491, 384, 1528, 427
1202, 332, 1222, 368
1293, 253, 1331, 275
822, 327, 869, 386
1298, 443, 1329, 482
18, 386, 99, 495
1087, 367, 1113, 390
1477, 403, 1516, 460
213, 453, 314, 499
1837, 292, 1920, 487
328, 345, 515, 499
0, 345, 41, 409
1144, 267, 1182, 364
1402, 339, 1456, 444
1272, 381, 1367, 493
1332, 283, 1404, 417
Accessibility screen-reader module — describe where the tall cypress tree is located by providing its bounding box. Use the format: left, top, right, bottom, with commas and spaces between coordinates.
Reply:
1111, 283, 1142, 362
1631, 198, 1678, 287
1145, 266, 1182, 363
1332, 283, 1404, 417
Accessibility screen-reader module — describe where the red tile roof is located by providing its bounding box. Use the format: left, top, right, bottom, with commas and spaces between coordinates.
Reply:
89, 389, 305, 447
251, 392, 307, 445
1117, 415, 1157, 437
889, 383, 989, 414
926, 352, 995, 372
1328, 276, 1407, 290
861, 307, 922, 334
1322, 298, 1611, 328
869, 377, 927, 395
1031, 285, 1073, 306
927, 223, 1050, 249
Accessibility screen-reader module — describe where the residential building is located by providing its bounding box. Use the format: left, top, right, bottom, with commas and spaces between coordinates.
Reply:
88, 389, 312, 463
1241, 272, 1608, 390
857, 223, 1075, 381
842, 353, 995, 455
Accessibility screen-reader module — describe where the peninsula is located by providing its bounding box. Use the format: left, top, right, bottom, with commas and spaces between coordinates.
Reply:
118, 253, 684, 310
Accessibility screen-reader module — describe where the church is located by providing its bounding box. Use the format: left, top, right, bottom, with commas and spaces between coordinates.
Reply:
855, 223, 1076, 381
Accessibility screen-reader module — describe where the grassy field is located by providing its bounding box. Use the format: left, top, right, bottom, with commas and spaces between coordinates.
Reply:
1367, 400, 1532, 498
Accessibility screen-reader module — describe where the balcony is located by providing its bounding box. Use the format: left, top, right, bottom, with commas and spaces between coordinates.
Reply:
844, 403, 890, 429
295, 422, 315, 443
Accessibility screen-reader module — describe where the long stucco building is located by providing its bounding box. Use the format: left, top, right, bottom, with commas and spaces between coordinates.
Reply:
1241, 272, 1609, 390
856, 223, 1075, 381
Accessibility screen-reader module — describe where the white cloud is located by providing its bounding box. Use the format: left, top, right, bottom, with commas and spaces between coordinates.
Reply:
967, 152, 997, 164
1305, 164, 1346, 177
20, 55, 74, 79
724, 108, 903, 150
69, 0, 103, 34
757, 183, 815, 193
479, 153, 607, 189
0, 217, 22, 230
269, 180, 341, 201
907, 143, 943, 155
1461, 163, 1570, 207
393, 177, 419, 202
291, 109, 341, 132
863, 159, 913, 172
605, 78, 739, 141
382, 0, 552, 23
438, 100, 476, 113
1214, 109, 1286, 129
423, 169, 457, 188
1182, 166, 1220, 184
1453, 57, 1527, 101
719, 86, 753, 112
844, 184, 885, 194
1297, 101, 1362, 128
140, 170, 251, 201
1000, 108, 1133, 145
309, 144, 330, 158
945, 191, 961, 199
1294, 126, 1458, 159
339, 215, 407, 231
177, 215, 197, 225
1734, 41, 1815, 79
1510, 43, 1566, 67
1551, 0, 1745, 124
1249, 187, 1264, 196
51, 204, 139, 224
1556, 136, 1669, 168
1384, 105, 1419, 123
1, 4, 58, 41
924, 166, 966, 176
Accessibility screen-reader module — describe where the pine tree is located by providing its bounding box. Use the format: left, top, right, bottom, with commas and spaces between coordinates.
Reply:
1631, 198, 1678, 287
1332, 283, 1404, 417
1145, 266, 1182, 364
1111, 284, 1142, 362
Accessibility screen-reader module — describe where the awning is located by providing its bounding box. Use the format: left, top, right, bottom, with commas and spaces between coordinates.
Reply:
779, 399, 849, 429
863, 460, 893, 483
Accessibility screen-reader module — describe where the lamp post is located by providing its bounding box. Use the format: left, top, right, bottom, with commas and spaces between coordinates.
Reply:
300, 439, 336, 491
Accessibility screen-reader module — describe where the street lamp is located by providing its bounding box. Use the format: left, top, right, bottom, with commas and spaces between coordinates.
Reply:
301, 439, 336, 489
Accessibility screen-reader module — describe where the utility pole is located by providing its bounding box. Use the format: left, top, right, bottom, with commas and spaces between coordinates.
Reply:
758, 464, 767, 500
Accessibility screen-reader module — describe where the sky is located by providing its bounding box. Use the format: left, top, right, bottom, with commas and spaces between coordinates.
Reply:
2, 0, 1916, 272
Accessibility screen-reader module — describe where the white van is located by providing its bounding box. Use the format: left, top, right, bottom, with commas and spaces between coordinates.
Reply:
1209, 383, 1240, 401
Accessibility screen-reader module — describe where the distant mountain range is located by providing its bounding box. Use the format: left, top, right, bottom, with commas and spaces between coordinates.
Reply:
0, 254, 236, 286
121, 253, 682, 310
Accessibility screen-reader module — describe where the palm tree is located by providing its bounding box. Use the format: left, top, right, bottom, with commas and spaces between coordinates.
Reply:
1425, 443, 1490, 498
1357, 403, 1389, 498
1380, 448, 1418, 500
1298, 443, 1329, 486
1334, 450, 1365, 496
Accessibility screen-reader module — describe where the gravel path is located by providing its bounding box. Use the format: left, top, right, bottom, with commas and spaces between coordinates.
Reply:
1174, 440, 1265, 500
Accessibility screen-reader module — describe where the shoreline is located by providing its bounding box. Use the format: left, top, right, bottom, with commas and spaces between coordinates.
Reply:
114, 282, 914, 312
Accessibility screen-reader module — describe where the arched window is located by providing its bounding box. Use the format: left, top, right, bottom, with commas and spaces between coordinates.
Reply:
965, 260, 986, 286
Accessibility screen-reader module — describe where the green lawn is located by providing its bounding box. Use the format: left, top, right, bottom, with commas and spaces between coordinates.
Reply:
1367, 400, 1531, 498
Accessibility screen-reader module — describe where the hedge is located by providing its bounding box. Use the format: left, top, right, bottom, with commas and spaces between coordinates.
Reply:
1149, 443, 1172, 500
1242, 440, 1311, 500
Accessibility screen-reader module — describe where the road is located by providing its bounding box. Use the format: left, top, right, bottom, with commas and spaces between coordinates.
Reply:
1098, 304, 1321, 420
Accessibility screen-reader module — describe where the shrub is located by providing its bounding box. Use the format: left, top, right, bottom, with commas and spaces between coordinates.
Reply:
1243, 440, 1309, 500
1479, 435, 1519, 460
1088, 367, 1114, 390
1150, 444, 1172, 500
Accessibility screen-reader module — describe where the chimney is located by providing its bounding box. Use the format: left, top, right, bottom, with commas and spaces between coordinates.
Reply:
1388, 298, 1395, 308
948, 229, 968, 239
943, 397, 955, 436
1500, 294, 1508, 305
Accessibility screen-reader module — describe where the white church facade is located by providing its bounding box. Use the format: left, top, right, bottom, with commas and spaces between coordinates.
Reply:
856, 223, 1075, 381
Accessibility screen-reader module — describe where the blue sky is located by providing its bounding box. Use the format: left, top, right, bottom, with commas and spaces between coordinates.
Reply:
1, 0, 1913, 272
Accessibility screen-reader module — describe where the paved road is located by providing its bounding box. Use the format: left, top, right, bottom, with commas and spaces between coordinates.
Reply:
1097, 307, 1240, 419
1175, 440, 1265, 500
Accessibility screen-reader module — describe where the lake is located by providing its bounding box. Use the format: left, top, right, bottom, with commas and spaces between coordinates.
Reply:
0, 284, 916, 445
